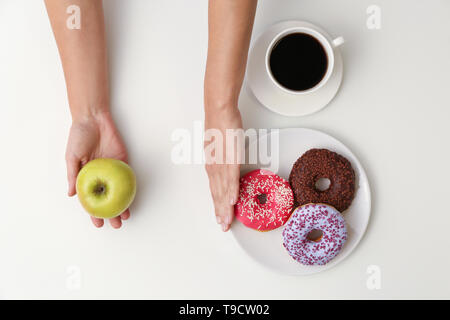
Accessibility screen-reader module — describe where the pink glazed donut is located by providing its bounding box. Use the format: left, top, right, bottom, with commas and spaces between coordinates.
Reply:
235, 169, 294, 231
282, 203, 347, 265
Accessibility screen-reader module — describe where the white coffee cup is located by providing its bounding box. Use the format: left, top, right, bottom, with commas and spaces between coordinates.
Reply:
265, 24, 344, 95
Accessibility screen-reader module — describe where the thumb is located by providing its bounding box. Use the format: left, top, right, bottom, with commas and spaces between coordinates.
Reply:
66, 156, 80, 197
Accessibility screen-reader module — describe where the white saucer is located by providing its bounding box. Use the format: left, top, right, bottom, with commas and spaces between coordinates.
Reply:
231, 128, 371, 275
247, 21, 344, 117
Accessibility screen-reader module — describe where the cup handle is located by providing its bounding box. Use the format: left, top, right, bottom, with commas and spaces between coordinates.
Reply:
332, 36, 345, 48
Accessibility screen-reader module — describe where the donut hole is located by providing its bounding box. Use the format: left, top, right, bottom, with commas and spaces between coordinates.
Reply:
306, 229, 323, 242
315, 178, 331, 192
257, 193, 268, 205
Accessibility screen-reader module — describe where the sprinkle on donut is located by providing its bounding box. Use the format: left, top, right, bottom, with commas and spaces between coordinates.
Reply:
235, 169, 294, 231
282, 204, 347, 265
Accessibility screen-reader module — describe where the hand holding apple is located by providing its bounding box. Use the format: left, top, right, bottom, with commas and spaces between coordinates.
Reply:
65, 111, 132, 228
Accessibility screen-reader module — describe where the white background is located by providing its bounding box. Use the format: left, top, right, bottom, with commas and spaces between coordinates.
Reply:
0, 0, 449, 299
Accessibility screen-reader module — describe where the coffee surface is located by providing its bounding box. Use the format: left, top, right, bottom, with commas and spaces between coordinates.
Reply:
269, 33, 328, 91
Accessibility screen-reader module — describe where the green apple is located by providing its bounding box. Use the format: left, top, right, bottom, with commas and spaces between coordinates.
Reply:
76, 158, 136, 219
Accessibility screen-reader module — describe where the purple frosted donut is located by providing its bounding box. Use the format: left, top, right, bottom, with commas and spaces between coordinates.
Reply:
282, 204, 347, 265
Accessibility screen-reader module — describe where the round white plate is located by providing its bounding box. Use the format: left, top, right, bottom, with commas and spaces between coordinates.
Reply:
247, 21, 344, 117
231, 128, 371, 275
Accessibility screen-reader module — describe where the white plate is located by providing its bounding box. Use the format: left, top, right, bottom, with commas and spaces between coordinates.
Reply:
247, 21, 344, 117
231, 128, 371, 275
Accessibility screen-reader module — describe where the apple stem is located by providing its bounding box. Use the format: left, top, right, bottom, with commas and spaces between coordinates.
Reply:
94, 183, 106, 195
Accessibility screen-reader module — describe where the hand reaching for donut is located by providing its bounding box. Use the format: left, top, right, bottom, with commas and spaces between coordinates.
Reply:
204, 106, 243, 232
204, 0, 257, 231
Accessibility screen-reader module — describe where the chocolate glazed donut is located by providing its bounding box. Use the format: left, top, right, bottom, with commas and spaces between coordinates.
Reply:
289, 149, 356, 212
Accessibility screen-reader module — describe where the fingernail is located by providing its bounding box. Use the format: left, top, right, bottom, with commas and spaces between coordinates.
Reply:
222, 224, 228, 232
230, 197, 236, 205
216, 216, 222, 224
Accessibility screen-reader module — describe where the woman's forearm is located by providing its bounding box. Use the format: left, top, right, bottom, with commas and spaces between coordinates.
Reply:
204, 0, 257, 111
44, 0, 109, 121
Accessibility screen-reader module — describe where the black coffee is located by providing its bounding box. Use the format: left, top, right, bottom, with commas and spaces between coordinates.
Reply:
269, 33, 328, 91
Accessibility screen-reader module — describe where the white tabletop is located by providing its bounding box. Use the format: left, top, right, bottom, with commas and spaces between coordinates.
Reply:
1, 0, 449, 299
